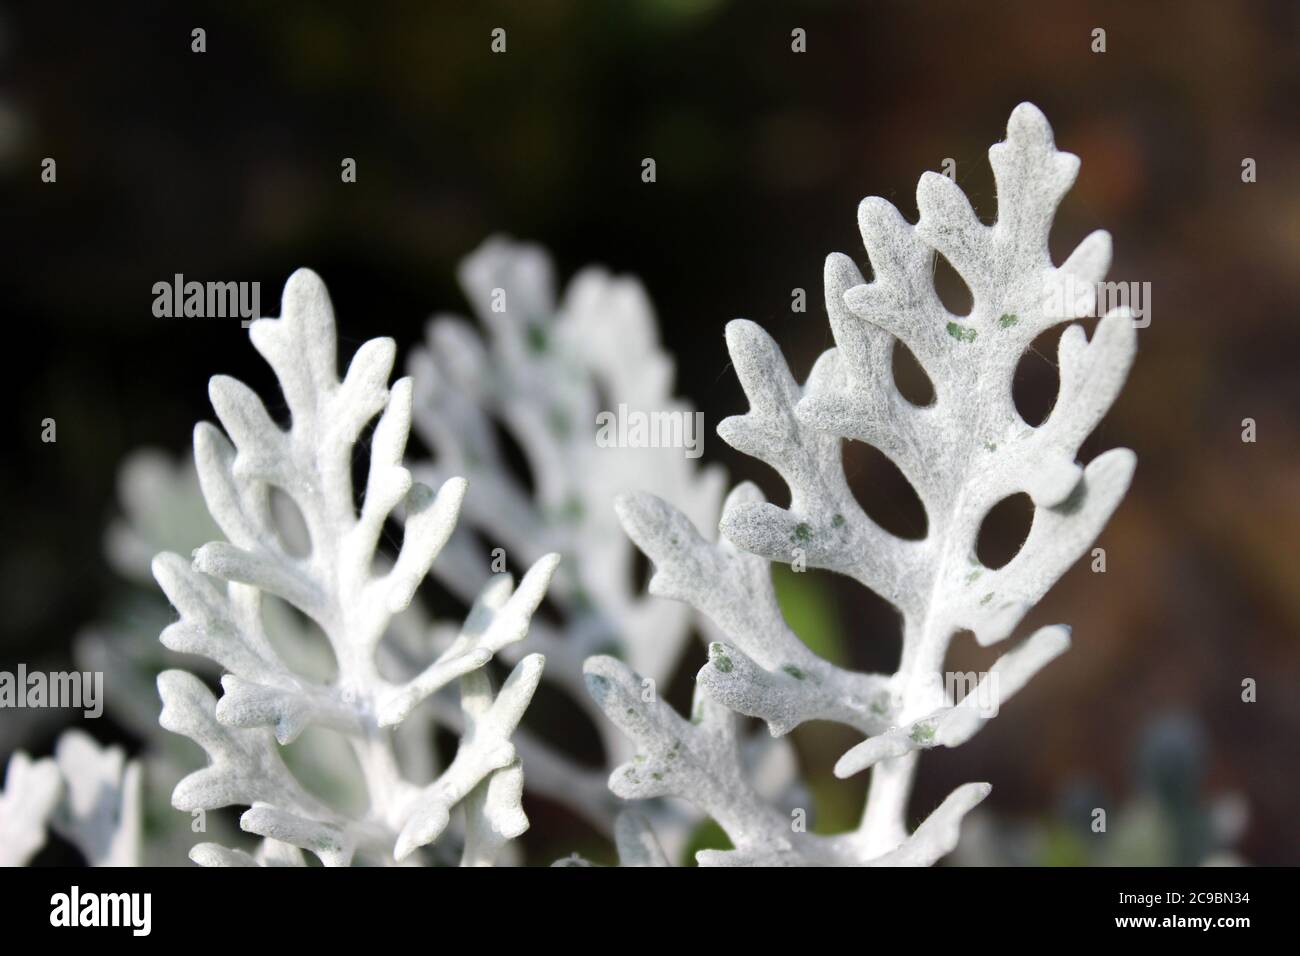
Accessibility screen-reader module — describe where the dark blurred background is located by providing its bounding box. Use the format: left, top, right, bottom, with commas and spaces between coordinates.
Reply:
0, 0, 1296, 864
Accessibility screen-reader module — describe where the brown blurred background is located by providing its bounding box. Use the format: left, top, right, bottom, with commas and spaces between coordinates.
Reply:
0, 0, 1295, 864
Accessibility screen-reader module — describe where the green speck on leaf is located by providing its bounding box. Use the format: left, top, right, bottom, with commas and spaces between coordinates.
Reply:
781, 664, 806, 681
910, 723, 936, 744
946, 322, 977, 343
651, 772, 664, 781
526, 324, 548, 353
548, 409, 572, 440
793, 522, 812, 542
966, 569, 982, 584
712, 652, 733, 674
980, 592, 994, 606
998, 313, 1019, 328
404, 485, 435, 514
831, 514, 845, 528
558, 495, 583, 521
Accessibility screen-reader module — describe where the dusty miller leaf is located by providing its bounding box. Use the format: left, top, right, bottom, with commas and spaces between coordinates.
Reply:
154, 268, 557, 865
603, 103, 1136, 864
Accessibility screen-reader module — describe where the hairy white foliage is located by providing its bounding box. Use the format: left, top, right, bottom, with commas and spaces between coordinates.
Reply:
3, 106, 1137, 870
189, 837, 308, 867
600, 103, 1137, 865
584, 655, 985, 866
409, 237, 726, 835
0, 750, 60, 865
553, 812, 671, 867
153, 268, 558, 865
76, 449, 360, 864
0, 732, 141, 866
50, 730, 143, 866
2, 452, 217, 868
105, 450, 221, 581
